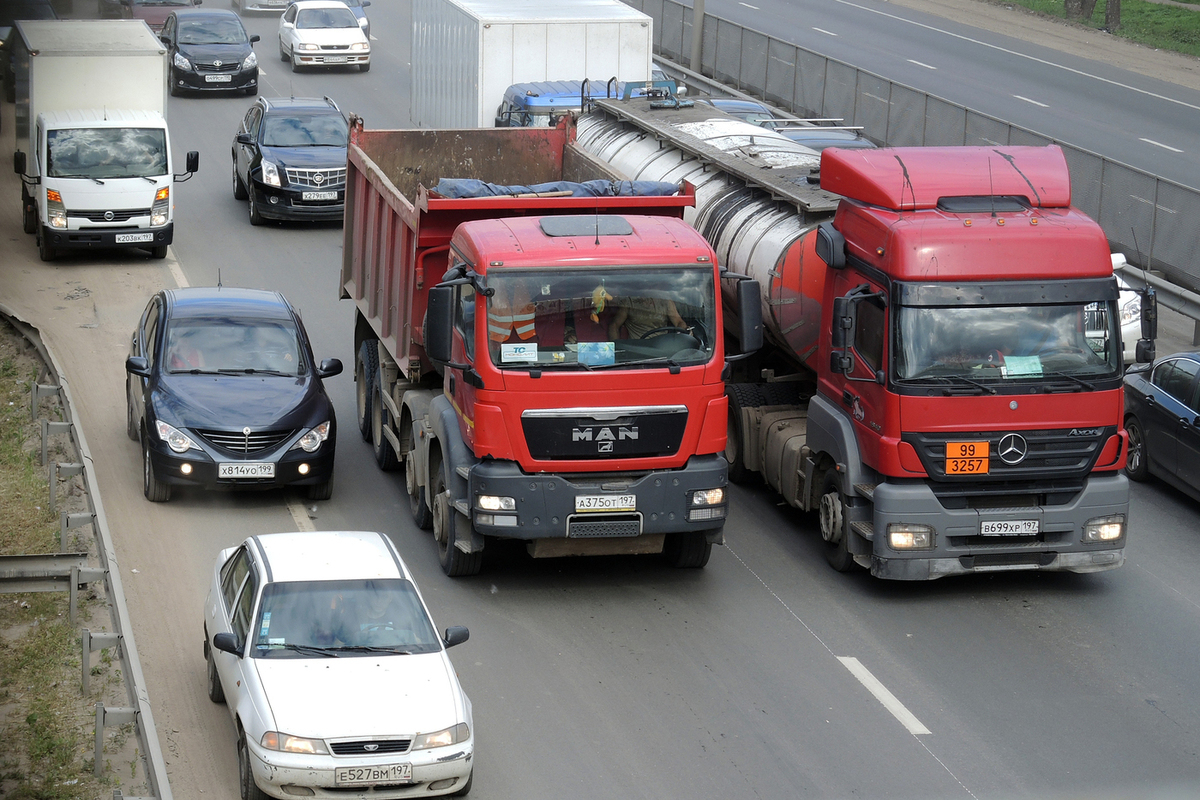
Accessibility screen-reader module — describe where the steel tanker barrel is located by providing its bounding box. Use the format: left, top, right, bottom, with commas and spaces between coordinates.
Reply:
577, 98, 842, 373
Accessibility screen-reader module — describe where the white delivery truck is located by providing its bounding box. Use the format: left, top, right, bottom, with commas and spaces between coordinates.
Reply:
411, 0, 652, 129
11, 19, 197, 262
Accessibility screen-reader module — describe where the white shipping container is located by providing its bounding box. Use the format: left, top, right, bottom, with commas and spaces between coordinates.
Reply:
412, 0, 652, 129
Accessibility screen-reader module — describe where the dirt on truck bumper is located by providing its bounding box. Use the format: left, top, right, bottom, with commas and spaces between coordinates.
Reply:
866, 473, 1129, 580
467, 454, 728, 555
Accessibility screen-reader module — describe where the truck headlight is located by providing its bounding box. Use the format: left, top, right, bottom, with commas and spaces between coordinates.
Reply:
260, 732, 329, 755
151, 186, 169, 227
691, 488, 724, 506
687, 487, 726, 521
477, 495, 515, 511
173, 52, 191, 71
260, 159, 281, 187
411, 723, 469, 751
46, 188, 67, 228
1083, 514, 1124, 542
887, 523, 934, 550
293, 421, 331, 453
155, 420, 198, 453
242, 51, 258, 70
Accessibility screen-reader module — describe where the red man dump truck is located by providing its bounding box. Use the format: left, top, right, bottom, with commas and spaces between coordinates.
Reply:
579, 97, 1134, 580
341, 117, 762, 576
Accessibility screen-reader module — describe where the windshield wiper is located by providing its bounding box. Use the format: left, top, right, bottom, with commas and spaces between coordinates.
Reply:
1042, 371, 1096, 391
140, 176, 158, 184
259, 643, 341, 657
326, 645, 413, 654
58, 174, 105, 184
216, 368, 292, 376
899, 375, 996, 395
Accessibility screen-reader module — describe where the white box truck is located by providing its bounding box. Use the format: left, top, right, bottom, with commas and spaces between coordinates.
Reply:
11, 19, 197, 262
411, 0, 652, 129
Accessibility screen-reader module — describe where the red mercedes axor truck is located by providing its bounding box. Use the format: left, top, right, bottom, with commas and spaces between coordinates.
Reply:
579, 97, 1135, 580
341, 117, 762, 576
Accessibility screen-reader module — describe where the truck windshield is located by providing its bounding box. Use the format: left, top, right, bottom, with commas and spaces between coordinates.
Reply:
896, 302, 1123, 383
46, 128, 167, 180
485, 267, 716, 370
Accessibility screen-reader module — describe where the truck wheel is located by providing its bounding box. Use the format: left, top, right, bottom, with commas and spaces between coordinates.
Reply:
664, 531, 712, 568
818, 472, 857, 572
1125, 417, 1149, 482
432, 457, 482, 577
232, 159, 248, 200
355, 341, 377, 441
37, 230, 56, 262
406, 450, 432, 530
148, 245, 168, 259
142, 434, 171, 502
21, 190, 36, 234
725, 384, 760, 484
248, 190, 263, 225
370, 373, 400, 470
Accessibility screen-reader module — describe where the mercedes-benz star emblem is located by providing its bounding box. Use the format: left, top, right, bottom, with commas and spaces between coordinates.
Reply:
313, 172, 324, 185
997, 433, 1028, 465
104, 211, 115, 221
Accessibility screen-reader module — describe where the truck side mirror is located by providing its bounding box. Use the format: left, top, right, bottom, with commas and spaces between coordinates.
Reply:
13, 151, 26, 176
815, 222, 846, 269
735, 279, 763, 354
186, 151, 200, 173
1135, 340, 1156, 364
1140, 288, 1157, 342
426, 286, 456, 364
830, 296, 853, 349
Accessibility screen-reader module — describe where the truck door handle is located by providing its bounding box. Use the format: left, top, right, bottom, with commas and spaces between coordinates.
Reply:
448, 375, 456, 395
842, 390, 854, 407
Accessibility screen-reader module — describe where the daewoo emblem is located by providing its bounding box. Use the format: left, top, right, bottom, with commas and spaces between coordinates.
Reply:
363, 743, 379, 752
104, 211, 115, 221
313, 172, 324, 185
997, 433, 1028, 465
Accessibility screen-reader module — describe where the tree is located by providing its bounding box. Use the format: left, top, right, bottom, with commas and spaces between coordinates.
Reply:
1106, 0, 1121, 30
1065, 0, 1099, 19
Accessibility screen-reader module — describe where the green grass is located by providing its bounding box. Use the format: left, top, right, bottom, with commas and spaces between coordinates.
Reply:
1000, 0, 1200, 57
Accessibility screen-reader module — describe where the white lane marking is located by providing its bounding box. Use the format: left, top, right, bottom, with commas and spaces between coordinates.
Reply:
169, 257, 188, 289
1140, 138, 1183, 153
812, 27, 838, 37
834, 0, 1200, 114
1013, 95, 1049, 108
837, 656, 932, 735
739, 2, 760, 9
907, 59, 936, 70
370, 34, 377, 41
258, 67, 267, 77
287, 497, 317, 532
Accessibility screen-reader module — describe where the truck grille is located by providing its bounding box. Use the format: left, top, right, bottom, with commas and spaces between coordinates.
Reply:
70, 209, 150, 223
567, 514, 642, 538
903, 426, 1114, 483
329, 738, 412, 756
195, 428, 295, 454
521, 406, 688, 461
286, 167, 346, 189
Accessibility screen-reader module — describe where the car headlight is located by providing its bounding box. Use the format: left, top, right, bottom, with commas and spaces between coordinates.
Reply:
350, 41, 369, 51
260, 159, 281, 187
293, 421, 331, 453
242, 51, 258, 70
297, 42, 319, 51
155, 420, 198, 453
260, 731, 329, 755
1120, 297, 1141, 325
1083, 514, 1125, 543
173, 52, 191, 71
411, 723, 469, 751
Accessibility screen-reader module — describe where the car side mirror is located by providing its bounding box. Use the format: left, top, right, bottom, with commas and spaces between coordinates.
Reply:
126, 356, 151, 377
443, 626, 469, 649
212, 632, 241, 655
317, 358, 343, 378
362, 0, 370, 5
13, 150, 26, 176
236, 132, 254, 145
160, 34, 170, 46
249, 34, 260, 43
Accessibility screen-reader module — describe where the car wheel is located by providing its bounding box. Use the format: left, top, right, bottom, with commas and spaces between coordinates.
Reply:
305, 480, 333, 501
232, 159, 248, 200
148, 245, 168, 259
205, 634, 225, 704
126, 380, 139, 442
37, 229, 56, 262
21, 188, 37, 234
279, 38, 288, 61
663, 531, 712, 568
290, 52, 300, 72
355, 340, 377, 441
819, 471, 858, 572
432, 455, 482, 577
169, 70, 181, 97
406, 450, 432, 530
142, 433, 171, 502
238, 732, 269, 800
1125, 416, 1149, 482
248, 190, 263, 226
451, 770, 473, 796
370, 372, 400, 470
360, 61, 370, 73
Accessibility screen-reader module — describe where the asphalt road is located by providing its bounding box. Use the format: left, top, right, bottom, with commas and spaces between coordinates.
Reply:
4, 1, 1200, 799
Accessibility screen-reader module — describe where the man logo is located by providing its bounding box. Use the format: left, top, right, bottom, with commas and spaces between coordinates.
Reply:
572, 426, 638, 442
598, 441, 614, 453
997, 433, 1028, 465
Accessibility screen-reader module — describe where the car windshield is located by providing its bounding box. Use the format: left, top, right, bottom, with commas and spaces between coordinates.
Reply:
251, 579, 441, 658
178, 18, 246, 44
164, 317, 305, 375
295, 6, 358, 28
896, 302, 1123, 382
484, 267, 716, 370
260, 113, 348, 147
46, 128, 167, 180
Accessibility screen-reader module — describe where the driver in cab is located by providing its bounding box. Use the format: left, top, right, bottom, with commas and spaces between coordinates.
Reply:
608, 296, 687, 339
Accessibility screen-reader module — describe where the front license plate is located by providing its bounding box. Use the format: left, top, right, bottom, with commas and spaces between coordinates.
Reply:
302, 190, 338, 201
980, 519, 1039, 536
205, 74, 232, 83
115, 233, 154, 244
945, 440, 988, 475
218, 462, 275, 479
575, 494, 636, 513
323, 56, 348, 63
335, 763, 412, 786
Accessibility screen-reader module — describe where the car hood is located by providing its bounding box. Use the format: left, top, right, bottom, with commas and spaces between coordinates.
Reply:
152, 373, 325, 430
254, 654, 465, 738
292, 27, 367, 47
258, 144, 347, 171
178, 41, 252, 63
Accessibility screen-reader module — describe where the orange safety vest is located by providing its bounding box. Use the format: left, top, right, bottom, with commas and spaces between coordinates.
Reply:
489, 283, 536, 342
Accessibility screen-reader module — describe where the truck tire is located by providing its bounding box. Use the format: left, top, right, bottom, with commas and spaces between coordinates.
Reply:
148, 245, 168, 259
21, 190, 36, 234
406, 450, 432, 530
725, 384, 761, 484
142, 434, 171, 502
432, 456, 482, 577
232, 159, 248, 200
818, 472, 858, 572
664, 531, 712, 568
370, 372, 401, 470
355, 341, 377, 441
1124, 416, 1149, 482
37, 230, 56, 262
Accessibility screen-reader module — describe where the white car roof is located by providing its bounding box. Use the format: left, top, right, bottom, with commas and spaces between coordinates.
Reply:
252, 530, 409, 583
290, 0, 353, 8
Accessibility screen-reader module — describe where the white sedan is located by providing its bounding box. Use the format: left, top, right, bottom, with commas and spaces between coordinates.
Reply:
278, 0, 370, 73
204, 530, 473, 798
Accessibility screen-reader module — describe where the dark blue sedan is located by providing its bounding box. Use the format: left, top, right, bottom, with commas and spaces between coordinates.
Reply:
1123, 351, 1200, 502
125, 287, 342, 502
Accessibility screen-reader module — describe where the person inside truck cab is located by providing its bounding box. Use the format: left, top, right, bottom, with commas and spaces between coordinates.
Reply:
488, 279, 537, 343
609, 295, 687, 339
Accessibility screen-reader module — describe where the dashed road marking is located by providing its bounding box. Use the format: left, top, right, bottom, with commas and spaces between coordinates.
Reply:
838, 656, 932, 735
1013, 95, 1049, 108
1140, 138, 1183, 153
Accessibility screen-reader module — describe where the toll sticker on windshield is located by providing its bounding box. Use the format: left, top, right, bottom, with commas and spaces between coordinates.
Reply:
501, 342, 537, 363
259, 611, 271, 638
1002, 356, 1042, 377
578, 341, 615, 366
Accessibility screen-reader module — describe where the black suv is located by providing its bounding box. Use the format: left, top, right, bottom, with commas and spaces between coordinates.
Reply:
231, 96, 348, 224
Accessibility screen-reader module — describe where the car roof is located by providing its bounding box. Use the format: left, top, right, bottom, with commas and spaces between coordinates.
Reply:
164, 287, 294, 320
290, 0, 353, 8
251, 531, 410, 583
698, 97, 772, 114
259, 96, 341, 114
172, 8, 243, 21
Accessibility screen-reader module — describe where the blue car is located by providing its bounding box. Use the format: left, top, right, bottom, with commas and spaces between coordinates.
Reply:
1123, 351, 1200, 502
125, 287, 342, 502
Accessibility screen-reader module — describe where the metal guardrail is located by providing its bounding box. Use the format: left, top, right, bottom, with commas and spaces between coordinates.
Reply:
624, 0, 1200, 306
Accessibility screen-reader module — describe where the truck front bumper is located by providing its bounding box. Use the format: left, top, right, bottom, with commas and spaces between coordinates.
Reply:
467, 454, 728, 542
867, 473, 1129, 580
43, 223, 173, 251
